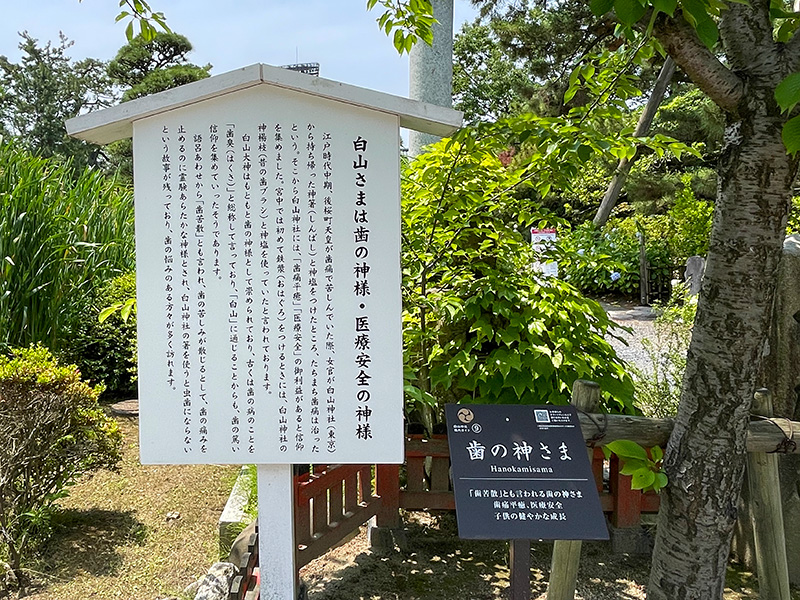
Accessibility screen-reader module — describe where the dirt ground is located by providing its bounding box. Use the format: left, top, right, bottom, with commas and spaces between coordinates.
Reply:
8, 416, 798, 600
13, 417, 238, 600
300, 512, 798, 600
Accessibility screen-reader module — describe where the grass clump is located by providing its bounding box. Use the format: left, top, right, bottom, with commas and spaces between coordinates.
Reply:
633, 284, 697, 417
0, 138, 134, 354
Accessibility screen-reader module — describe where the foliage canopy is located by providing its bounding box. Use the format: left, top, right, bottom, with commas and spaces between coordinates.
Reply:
0, 139, 135, 353
0, 33, 114, 170
401, 130, 637, 432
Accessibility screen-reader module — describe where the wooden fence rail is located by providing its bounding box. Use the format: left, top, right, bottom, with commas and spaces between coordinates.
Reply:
373, 435, 663, 530
573, 412, 800, 453
295, 410, 799, 556
294, 464, 381, 568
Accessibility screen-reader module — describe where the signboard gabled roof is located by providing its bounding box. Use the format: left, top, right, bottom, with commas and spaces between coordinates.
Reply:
66, 63, 463, 145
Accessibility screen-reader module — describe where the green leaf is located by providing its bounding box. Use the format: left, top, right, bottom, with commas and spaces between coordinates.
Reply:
393, 29, 406, 54
98, 303, 121, 324
652, 0, 678, 16
770, 2, 797, 18
605, 439, 648, 461
694, 17, 719, 50
614, 0, 647, 25
590, 0, 615, 14
619, 459, 647, 475
650, 445, 664, 462
577, 144, 593, 162
777, 20, 798, 43
506, 369, 529, 398
404, 384, 423, 402
119, 298, 136, 322
631, 469, 656, 490
682, 0, 719, 48
781, 115, 800, 155
654, 472, 668, 491
776, 72, 800, 114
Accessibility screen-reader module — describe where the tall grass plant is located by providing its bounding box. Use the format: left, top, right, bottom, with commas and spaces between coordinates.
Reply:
0, 139, 134, 352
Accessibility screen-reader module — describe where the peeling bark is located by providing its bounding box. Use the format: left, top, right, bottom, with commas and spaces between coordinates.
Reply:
648, 1, 800, 597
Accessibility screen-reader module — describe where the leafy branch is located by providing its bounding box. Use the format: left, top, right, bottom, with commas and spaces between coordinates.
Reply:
92, 0, 171, 41
367, 0, 437, 54
604, 440, 668, 492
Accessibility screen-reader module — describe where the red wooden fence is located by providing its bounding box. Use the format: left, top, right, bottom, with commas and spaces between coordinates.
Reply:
294, 463, 381, 568
228, 527, 259, 600
232, 434, 661, 597
294, 434, 661, 564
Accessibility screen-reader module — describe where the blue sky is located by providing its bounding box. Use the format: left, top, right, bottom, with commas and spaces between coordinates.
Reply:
0, 0, 478, 98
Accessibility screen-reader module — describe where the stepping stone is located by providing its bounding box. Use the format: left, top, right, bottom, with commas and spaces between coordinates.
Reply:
110, 398, 139, 417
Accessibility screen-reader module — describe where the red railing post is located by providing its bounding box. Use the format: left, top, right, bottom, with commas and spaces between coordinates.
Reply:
375, 464, 401, 528
609, 453, 643, 528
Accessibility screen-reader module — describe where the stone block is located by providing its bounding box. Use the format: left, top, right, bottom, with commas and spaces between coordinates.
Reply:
608, 524, 653, 555
368, 523, 395, 554
219, 466, 254, 557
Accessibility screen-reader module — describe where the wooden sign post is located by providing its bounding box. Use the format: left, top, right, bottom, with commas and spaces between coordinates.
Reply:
445, 390, 608, 600
67, 64, 461, 599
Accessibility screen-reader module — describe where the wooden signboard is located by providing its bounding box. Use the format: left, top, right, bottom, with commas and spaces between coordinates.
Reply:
132, 84, 405, 465
67, 63, 462, 599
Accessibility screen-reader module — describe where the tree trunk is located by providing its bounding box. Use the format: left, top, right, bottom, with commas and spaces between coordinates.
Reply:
647, 85, 798, 597
593, 57, 676, 228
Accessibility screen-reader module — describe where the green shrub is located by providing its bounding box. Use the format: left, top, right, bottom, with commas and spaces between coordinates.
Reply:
665, 181, 713, 258
557, 219, 673, 297
0, 346, 122, 584
557, 183, 713, 298
63, 272, 138, 398
788, 196, 800, 235
0, 138, 135, 353
402, 133, 636, 433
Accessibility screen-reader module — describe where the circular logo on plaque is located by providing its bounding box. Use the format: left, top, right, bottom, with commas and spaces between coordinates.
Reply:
457, 408, 474, 424
471, 423, 482, 433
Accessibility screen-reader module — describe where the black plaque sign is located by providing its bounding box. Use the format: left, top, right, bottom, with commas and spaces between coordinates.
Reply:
445, 404, 608, 540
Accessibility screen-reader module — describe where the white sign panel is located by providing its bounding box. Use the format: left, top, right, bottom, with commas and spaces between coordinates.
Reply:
531, 228, 558, 277
134, 85, 403, 464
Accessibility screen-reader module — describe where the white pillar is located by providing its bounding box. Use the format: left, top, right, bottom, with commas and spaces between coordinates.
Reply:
408, 0, 454, 157
257, 464, 297, 599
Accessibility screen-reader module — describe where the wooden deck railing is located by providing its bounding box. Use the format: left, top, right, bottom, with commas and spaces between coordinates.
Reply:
235, 404, 800, 597
294, 463, 381, 568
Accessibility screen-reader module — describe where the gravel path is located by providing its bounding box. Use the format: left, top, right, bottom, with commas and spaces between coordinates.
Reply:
599, 300, 657, 373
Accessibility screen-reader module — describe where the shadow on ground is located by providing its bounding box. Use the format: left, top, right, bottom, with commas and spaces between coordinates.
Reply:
304, 514, 654, 600
31, 508, 146, 583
